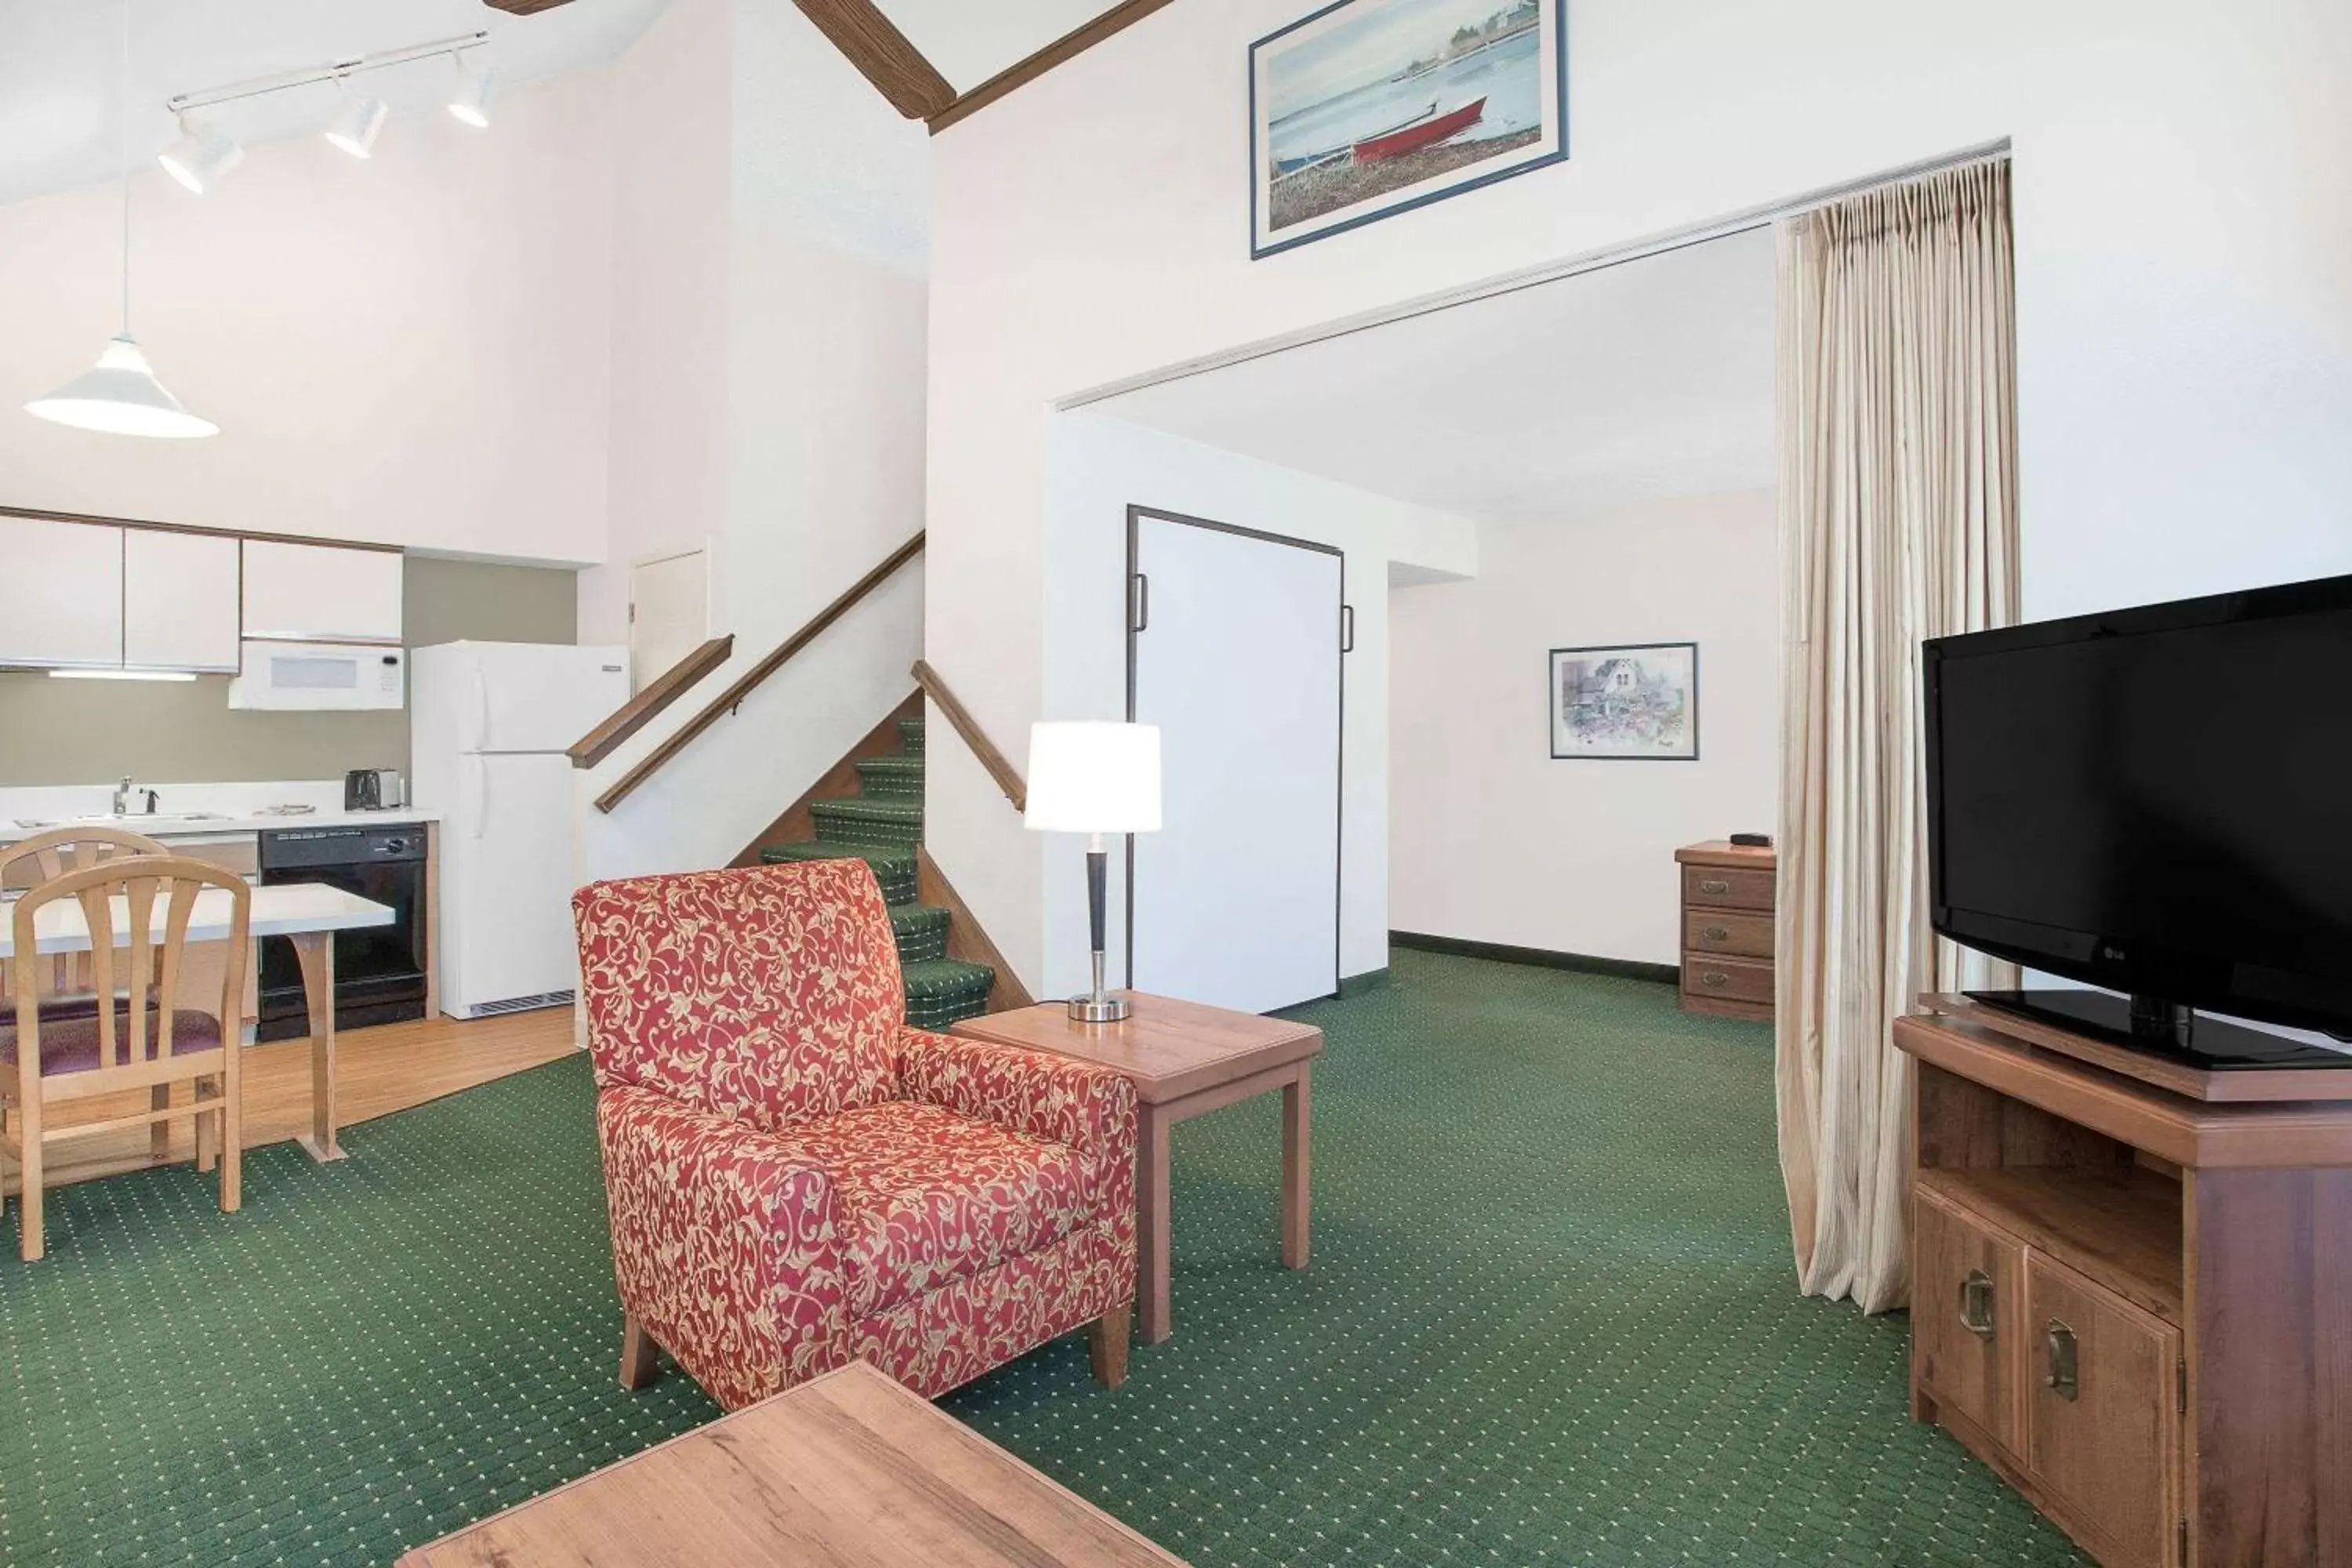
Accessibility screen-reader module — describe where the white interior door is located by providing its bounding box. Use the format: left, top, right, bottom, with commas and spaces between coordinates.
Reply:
630, 549, 708, 693
1130, 510, 1343, 1014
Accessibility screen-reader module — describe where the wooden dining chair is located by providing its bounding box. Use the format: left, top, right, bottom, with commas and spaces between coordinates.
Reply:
1, 826, 172, 1004
4, 855, 250, 1261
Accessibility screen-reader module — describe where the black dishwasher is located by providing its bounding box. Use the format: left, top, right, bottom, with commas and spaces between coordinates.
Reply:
256, 826, 430, 1041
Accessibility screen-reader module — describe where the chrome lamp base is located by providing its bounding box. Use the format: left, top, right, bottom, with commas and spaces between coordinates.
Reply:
1068, 993, 1131, 1024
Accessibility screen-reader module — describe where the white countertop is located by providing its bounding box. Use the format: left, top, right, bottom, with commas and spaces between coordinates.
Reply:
0, 779, 437, 844
0, 807, 437, 845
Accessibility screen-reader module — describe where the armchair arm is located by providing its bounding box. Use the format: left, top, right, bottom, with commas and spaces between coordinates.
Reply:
896, 1026, 1138, 1211
596, 1084, 851, 1409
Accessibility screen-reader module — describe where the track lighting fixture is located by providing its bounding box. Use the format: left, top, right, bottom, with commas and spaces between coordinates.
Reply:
325, 85, 388, 159
158, 113, 243, 194
448, 51, 498, 128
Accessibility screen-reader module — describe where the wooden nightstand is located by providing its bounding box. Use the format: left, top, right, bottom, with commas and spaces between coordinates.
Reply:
1675, 840, 1776, 1021
952, 991, 1322, 1345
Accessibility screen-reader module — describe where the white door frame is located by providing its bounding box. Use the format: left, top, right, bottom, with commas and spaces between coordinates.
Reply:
1123, 503, 1347, 1003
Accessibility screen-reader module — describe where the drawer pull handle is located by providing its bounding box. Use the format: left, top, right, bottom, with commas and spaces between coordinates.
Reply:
1701, 926, 1731, 942
2045, 1319, 2079, 1400
1958, 1270, 1994, 1340
1699, 878, 1732, 895
1700, 971, 1730, 989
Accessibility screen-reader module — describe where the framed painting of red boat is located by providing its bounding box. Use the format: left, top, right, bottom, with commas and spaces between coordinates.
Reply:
1251, 0, 1566, 258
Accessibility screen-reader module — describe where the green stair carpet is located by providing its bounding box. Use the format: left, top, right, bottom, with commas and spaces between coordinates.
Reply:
759, 715, 995, 1029
0, 951, 2086, 1567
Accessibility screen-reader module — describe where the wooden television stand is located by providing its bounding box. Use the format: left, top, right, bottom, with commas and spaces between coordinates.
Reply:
1894, 996, 2352, 1568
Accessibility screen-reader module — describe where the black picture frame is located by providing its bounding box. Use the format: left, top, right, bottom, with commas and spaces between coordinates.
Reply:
1548, 641, 1699, 761
1249, 0, 1570, 260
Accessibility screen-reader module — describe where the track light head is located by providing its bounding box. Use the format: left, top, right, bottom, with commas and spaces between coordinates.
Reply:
448, 51, 498, 128
325, 89, 387, 158
158, 114, 243, 194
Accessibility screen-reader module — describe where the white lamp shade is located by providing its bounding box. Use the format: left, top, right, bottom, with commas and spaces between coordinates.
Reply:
325, 94, 387, 158
448, 54, 499, 127
1025, 722, 1161, 834
158, 119, 243, 194
25, 335, 218, 438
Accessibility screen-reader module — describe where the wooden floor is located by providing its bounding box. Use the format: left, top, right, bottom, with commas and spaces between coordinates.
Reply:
4, 1007, 579, 1197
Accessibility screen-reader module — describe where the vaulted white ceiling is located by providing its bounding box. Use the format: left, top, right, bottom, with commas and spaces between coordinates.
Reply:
0, 0, 669, 208
1093, 228, 1779, 521
871, 0, 1125, 94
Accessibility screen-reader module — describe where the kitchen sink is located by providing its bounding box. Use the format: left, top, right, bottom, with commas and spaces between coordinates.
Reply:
12, 811, 231, 830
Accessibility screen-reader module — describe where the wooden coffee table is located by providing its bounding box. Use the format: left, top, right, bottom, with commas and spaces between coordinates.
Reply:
394, 1361, 1187, 1566
953, 990, 1323, 1345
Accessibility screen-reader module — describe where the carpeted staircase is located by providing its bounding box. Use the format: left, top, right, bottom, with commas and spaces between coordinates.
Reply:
757, 715, 997, 1029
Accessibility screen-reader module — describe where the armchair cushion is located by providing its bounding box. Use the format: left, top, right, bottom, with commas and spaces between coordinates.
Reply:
774, 1101, 1100, 1317
574, 861, 905, 1131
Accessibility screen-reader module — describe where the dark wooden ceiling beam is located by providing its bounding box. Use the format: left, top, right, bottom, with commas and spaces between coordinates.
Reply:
928, 0, 1178, 134
793, 0, 956, 120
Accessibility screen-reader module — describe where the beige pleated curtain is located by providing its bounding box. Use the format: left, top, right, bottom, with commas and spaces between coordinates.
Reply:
1774, 161, 2021, 1313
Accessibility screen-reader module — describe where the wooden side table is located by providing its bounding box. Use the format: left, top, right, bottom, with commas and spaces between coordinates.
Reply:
1675, 840, 1777, 1021
395, 1362, 1188, 1566
953, 990, 1323, 1345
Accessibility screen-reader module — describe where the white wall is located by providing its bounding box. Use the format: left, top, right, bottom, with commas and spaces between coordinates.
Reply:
1392, 492, 1777, 966
576, 0, 932, 886
924, 0, 2352, 991
1022, 411, 1476, 998
0, 71, 614, 564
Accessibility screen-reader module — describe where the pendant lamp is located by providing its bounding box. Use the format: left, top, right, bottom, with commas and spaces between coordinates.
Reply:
27, 0, 217, 439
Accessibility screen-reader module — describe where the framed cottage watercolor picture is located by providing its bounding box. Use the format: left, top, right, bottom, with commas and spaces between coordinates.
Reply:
1250, 0, 1567, 258
1549, 643, 1697, 760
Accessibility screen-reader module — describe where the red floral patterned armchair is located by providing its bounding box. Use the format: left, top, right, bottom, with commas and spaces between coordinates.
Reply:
572, 859, 1137, 1408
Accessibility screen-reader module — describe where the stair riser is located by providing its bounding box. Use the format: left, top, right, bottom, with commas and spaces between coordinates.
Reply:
807, 812, 922, 851
760, 848, 918, 906
891, 907, 951, 965
906, 989, 990, 1029
855, 763, 925, 800
897, 718, 925, 755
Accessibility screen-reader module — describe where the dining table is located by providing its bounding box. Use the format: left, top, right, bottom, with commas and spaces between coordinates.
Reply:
1, 881, 394, 1163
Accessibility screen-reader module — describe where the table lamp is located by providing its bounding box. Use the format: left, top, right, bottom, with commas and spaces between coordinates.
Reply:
1025, 721, 1162, 1022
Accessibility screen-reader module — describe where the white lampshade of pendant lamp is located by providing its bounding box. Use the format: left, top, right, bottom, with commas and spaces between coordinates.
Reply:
26, 0, 220, 439
157, 114, 242, 194
1025, 721, 1163, 1022
26, 336, 218, 438
447, 51, 498, 127
325, 91, 388, 158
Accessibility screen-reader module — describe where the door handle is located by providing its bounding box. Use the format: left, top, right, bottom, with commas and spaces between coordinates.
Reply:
2045, 1319, 2079, 1400
1698, 971, 1730, 989
1341, 603, 1355, 653
1131, 572, 1149, 633
1699, 877, 1731, 895
1958, 1270, 1995, 1340
1700, 925, 1731, 942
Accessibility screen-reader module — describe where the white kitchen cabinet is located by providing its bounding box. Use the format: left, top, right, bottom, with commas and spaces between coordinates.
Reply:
242, 540, 403, 644
123, 530, 241, 672
0, 516, 124, 669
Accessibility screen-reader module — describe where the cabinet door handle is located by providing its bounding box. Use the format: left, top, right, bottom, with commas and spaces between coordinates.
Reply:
2045, 1319, 2079, 1400
1699, 971, 1730, 989
1699, 877, 1731, 895
1958, 1270, 1995, 1340
1700, 925, 1730, 942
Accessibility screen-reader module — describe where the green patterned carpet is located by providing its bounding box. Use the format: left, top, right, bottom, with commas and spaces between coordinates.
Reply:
0, 950, 2084, 1566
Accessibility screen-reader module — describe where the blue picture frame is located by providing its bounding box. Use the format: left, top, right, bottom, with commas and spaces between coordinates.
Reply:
1250, 0, 1569, 260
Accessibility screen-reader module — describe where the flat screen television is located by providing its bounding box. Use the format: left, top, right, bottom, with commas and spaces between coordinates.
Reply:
1924, 572, 2352, 1068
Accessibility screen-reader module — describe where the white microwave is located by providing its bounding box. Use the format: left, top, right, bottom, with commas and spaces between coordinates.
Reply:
226, 640, 406, 711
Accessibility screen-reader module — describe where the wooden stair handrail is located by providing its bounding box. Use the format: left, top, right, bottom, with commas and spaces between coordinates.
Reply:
909, 659, 1026, 813
593, 532, 925, 815
569, 635, 735, 768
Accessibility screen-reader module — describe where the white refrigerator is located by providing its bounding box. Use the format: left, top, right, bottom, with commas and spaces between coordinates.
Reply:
411, 641, 629, 1018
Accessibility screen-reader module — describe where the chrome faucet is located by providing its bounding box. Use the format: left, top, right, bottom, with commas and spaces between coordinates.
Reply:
111, 777, 158, 816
